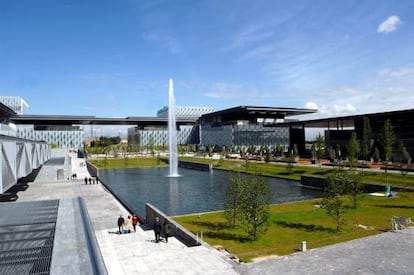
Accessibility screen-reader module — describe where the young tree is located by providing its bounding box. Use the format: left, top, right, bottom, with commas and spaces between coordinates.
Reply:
382, 119, 395, 163
345, 170, 364, 209
347, 132, 361, 168
381, 119, 395, 185
225, 167, 271, 240
361, 116, 372, 161
224, 172, 244, 228
285, 150, 295, 173
323, 171, 348, 231
315, 133, 325, 160
240, 170, 271, 241
398, 141, 411, 175
292, 144, 299, 157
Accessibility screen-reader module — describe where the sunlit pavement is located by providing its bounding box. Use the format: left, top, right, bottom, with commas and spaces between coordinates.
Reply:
14, 150, 414, 274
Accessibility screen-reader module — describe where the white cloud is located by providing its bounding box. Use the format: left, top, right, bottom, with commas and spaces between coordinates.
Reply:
299, 65, 414, 120
305, 101, 319, 110
305, 102, 357, 117
377, 15, 401, 34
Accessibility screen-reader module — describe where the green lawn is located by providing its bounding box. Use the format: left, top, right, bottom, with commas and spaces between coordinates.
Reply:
88, 156, 414, 262
88, 157, 168, 168
179, 156, 414, 188
173, 192, 414, 262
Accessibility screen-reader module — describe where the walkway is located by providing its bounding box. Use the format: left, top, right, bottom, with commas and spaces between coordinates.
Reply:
9, 150, 414, 274
16, 151, 238, 275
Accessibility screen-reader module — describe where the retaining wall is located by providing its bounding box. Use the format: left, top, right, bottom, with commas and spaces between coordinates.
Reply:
145, 203, 200, 247
301, 175, 412, 192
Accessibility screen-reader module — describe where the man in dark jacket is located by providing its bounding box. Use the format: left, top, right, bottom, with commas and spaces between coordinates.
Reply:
117, 215, 125, 234
153, 217, 162, 243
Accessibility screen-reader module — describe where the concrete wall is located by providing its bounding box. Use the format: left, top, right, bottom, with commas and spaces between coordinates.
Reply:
145, 203, 200, 247
301, 175, 412, 192
178, 160, 212, 171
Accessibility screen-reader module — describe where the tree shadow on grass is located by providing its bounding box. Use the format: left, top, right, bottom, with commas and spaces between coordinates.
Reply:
203, 231, 251, 243
371, 204, 414, 210
313, 170, 332, 176
188, 221, 251, 242
294, 170, 306, 174
275, 221, 335, 233
189, 220, 232, 231
277, 172, 293, 176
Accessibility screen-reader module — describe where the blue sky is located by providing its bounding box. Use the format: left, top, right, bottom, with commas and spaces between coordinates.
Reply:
1, 0, 414, 121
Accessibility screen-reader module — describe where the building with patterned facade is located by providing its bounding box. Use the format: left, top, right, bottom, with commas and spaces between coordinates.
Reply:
157, 106, 214, 120
0, 96, 83, 148
16, 125, 84, 148
0, 96, 28, 115
198, 106, 316, 150
128, 106, 212, 147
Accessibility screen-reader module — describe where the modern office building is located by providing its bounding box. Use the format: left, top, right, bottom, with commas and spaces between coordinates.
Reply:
288, 108, 414, 158
16, 124, 84, 148
198, 106, 317, 151
0, 96, 28, 115
0, 96, 84, 148
157, 106, 214, 120
128, 106, 213, 147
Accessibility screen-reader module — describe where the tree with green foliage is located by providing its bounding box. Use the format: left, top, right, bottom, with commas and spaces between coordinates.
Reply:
347, 132, 360, 168
381, 119, 395, 163
225, 172, 245, 228
285, 150, 295, 173
381, 119, 395, 185
292, 144, 299, 157
224, 166, 270, 240
398, 141, 410, 164
315, 133, 325, 160
361, 116, 372, 161
345, 170, 364, 209
398, 141, 411, 175
322, 170, 348, 231
240, 169, 270, 241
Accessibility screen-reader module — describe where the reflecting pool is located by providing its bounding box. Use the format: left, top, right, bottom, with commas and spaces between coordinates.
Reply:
98, 167, 322, 217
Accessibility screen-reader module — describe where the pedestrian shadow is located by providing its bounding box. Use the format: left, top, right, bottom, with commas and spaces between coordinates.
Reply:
107, 230, 135, 235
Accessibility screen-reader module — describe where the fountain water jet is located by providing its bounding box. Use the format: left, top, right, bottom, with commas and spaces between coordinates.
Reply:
168, 78, 179, 177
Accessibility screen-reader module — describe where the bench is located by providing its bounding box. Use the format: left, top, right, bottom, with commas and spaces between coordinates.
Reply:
392, 216, 413, 230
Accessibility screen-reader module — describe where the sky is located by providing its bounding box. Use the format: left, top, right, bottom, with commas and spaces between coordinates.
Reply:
1, 0, 414, 124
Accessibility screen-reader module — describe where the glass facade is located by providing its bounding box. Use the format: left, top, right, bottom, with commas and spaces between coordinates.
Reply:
200, 123, 290, 148
128, 125, 198, 147
16, 125, 84, 148
128, 106, 211, 147
157, 106, 214, 119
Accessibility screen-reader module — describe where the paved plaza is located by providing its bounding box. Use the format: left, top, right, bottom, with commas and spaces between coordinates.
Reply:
4, 150, 414, 274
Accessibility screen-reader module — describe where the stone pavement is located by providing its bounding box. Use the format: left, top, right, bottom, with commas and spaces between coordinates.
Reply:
16, 151, 238, 275
12, 149, 414, 274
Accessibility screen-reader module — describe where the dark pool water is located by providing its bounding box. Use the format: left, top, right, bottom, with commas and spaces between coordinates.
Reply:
98, 167, 322, 217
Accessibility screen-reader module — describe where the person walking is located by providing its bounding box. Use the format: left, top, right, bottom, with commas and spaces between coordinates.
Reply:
153, 217, 162, 243
163, 220, 172, 243
117, 215, 125, 234
132, 214, 139, 232
125, 215, 133, 233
